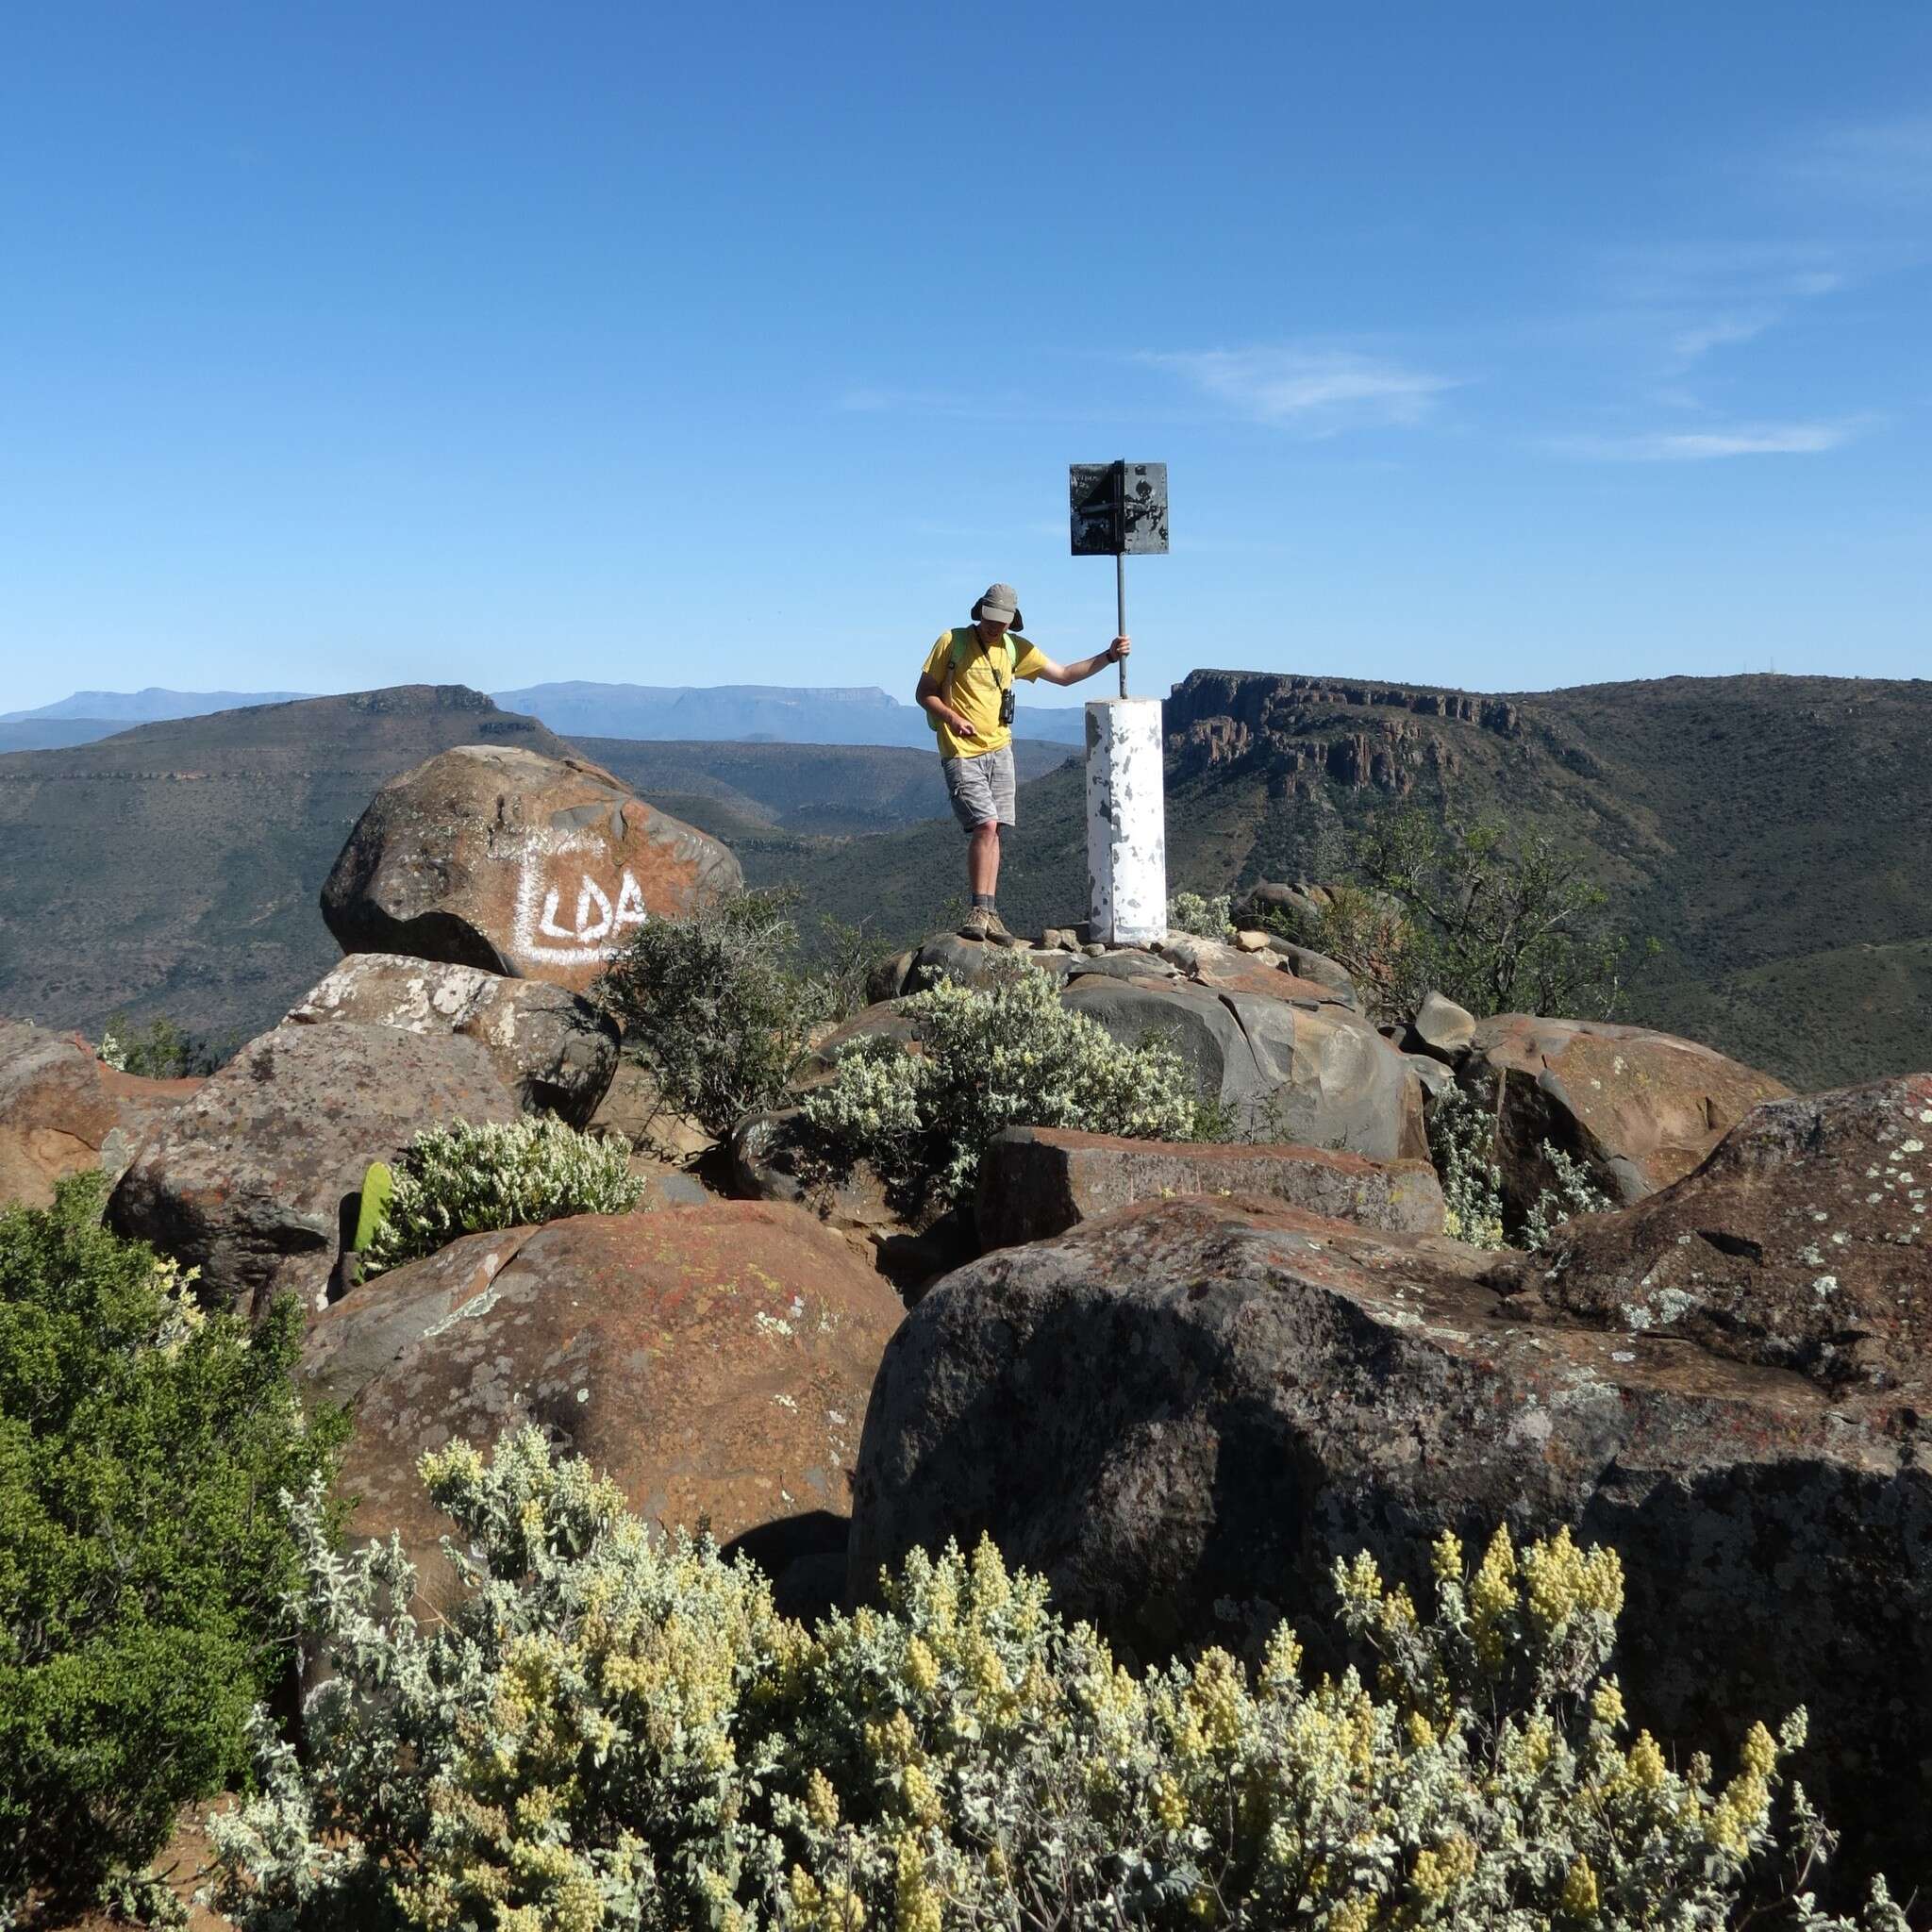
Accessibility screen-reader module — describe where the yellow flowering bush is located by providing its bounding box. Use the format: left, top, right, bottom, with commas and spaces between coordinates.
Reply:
802, 958, 1199, 1209
211, 1432, 1904, 1930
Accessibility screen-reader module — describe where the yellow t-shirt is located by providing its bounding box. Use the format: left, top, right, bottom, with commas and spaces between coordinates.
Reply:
923, 629, 1048, 759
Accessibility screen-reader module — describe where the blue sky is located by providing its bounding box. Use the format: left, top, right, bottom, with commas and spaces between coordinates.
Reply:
1, 3, 1926, 715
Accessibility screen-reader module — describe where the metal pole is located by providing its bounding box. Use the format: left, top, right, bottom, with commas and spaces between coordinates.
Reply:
1115, 550, 1127, 698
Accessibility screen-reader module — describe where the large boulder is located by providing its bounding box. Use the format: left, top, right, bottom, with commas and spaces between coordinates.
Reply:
108, 1021, 517, 1317
1536, 1073, 1932, 1391
976, 1124, 1446, 1249
848, 1193, 1932, 1886
1058, 950, 1182, 987
1409, 990, 1476, 1060
0, 1021, 199, 1209
304, 1204, 905, 1608
284, 953, 619, 1126
1063, 974, 1426, 1160
320, 744, 741, 991
1258, 938, 1359, 1009
1465, 1013, 1790, 1218
791, 940, 1424, 1171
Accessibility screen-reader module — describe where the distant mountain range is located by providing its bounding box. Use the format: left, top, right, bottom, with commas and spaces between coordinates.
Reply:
0, 681, 1090, 755
0, 686, 1069, 1045
3, 671, 1926, 1094
495, 682, 1088, 749
0, 687, 313, 724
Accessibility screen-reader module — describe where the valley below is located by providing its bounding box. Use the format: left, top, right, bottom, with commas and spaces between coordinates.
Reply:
0, 668, 1927, 1092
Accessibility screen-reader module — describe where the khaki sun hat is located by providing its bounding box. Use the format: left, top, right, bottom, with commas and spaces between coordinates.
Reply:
973, 583, 1024, 627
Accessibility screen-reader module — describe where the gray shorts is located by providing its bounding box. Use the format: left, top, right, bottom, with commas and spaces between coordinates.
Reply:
941, 744, 1016, 831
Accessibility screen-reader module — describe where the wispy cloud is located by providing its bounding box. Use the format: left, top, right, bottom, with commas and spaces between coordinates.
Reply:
1589, 241, 1848, 375
1778, 114, 1932, 205
1141, 346, 1458, 432
1599, 240, 1846, 308
1667, 309, 1777, 366
1557, 419, 1863, 462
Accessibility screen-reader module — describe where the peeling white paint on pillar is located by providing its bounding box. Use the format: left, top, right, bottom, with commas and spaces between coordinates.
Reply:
1086, 697, 1167, 945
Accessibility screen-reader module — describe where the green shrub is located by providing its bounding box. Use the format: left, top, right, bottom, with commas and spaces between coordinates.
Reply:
1352, 811, 1639, 1021
362, 1117, 643, 1274
1166, 891, 1235, 941
801, 958, 1199, 1209
595, 891, 830, 1138
0, 1175, 345, 1913
813, 913, 893, 1024
210, 1429, 1900, 1932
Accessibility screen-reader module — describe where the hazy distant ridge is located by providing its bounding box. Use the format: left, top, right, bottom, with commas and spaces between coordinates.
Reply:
496, 681, 1087, 747
0, 681, 1090, 750
0, 687, 313, 724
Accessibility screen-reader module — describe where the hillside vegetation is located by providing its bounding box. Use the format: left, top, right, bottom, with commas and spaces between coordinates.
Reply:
769, 671, 1932, 1091
1, 672, 1926, 1091
0, 687, 575, 1041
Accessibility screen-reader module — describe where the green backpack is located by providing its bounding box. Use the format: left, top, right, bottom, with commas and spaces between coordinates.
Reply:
927, 627, 1018, 733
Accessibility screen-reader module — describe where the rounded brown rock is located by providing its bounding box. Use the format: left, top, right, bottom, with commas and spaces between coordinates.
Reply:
320, 743, 741, 991
303, 1203, 907, 1610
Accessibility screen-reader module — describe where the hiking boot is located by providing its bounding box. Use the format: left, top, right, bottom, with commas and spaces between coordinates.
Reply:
981, 908, 1011, 939
958, 907, 994, 939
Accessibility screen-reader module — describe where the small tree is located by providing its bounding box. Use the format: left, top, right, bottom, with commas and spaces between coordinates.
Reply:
595, 890, 829, 1139
0, 1175, 345, 1914
812, 913, 890, 1024
1352, 811, 1639, 1020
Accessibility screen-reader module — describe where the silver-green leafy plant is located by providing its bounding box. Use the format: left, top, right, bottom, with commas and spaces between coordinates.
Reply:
1427, 1086, 1615, 1255
361, 1116, 643, 1274
1524, 1141, 1614, 1253
1427, 1082, 1507, 1250
801, 958, 1199, 1210
1166, 891, 1235, 941
208, 1431, 1902, 1931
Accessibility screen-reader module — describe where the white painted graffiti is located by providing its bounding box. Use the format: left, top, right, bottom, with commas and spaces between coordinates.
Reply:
510, 831, 651, 964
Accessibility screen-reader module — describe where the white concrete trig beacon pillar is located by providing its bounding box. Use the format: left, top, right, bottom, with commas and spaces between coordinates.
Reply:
1086, 697, 1167, 945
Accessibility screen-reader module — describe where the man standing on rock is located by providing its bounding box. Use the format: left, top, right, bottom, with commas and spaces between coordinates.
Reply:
916, 583, 1129, 939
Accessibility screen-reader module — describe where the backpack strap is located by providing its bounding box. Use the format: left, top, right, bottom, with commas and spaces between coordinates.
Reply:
932, 628, 1019, 733
950, 630, 1017, 680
